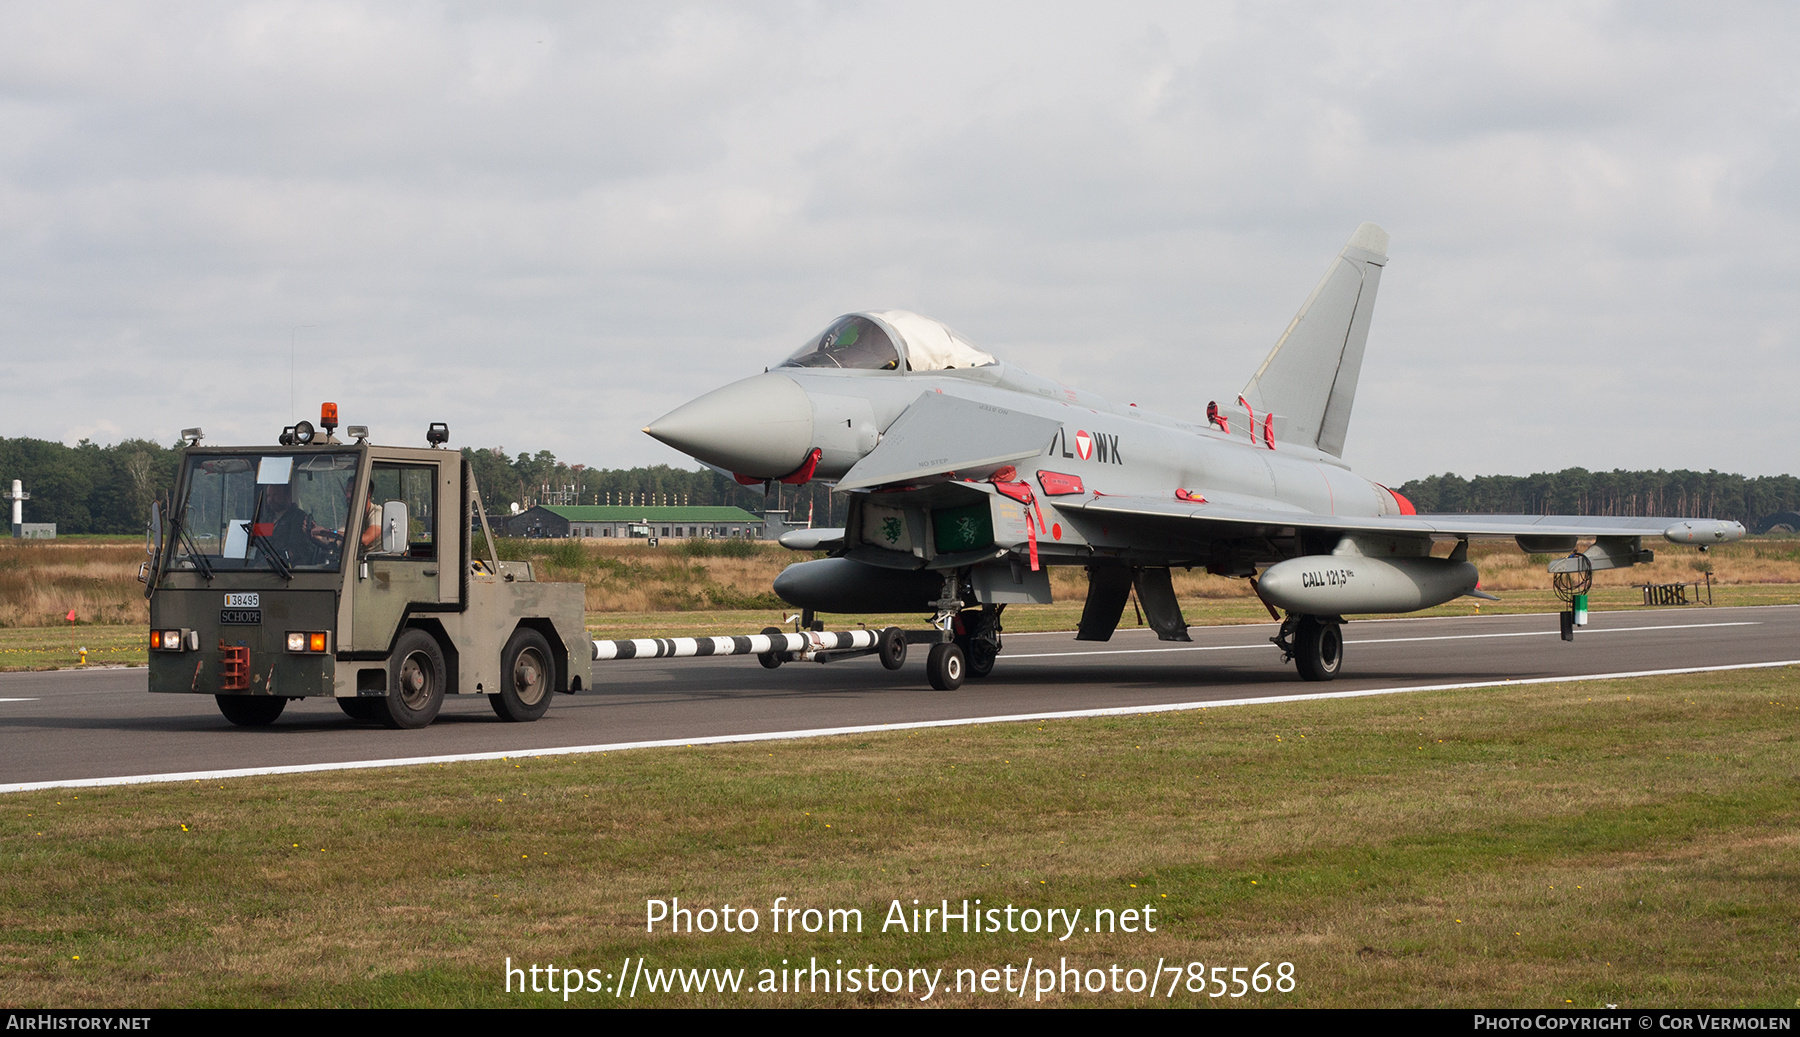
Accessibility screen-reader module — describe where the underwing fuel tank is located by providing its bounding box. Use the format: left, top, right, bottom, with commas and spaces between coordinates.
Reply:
1258, 555, 1479, 615
773, 557, 944, 614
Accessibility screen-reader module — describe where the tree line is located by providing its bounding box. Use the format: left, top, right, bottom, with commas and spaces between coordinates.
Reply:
0, 436, 845, 534
1394, 468, 1800, 530
0, 437, 179, 535
460, 447, 845, 526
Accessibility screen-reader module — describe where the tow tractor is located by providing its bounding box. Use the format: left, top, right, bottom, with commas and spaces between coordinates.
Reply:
144, 405, 964, 729
144, 407, 588, 728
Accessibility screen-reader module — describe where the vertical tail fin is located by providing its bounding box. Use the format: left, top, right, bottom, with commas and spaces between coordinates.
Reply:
1240, 223, 1388, 458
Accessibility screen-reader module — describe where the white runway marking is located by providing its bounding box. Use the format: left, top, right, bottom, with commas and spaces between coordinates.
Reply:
6, 658, 1796, 795
0, 698, 37, 703
1005, 621, 1759, 659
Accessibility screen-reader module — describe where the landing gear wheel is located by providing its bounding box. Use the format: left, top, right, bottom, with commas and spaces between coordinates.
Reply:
216, 695, 286, 726
757, 626, 785, 669
381, 629, 447, 729
953, 608, 999, 679
965, 638, 997, 679
338, 698, 383, 721
1294, 615, 1343, 682
878, 626, 908, 671
491, 628, 554, 722
926, 642, 966, 690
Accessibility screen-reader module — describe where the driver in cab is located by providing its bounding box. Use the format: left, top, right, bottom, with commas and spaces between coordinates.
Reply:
263, 482, 380, 564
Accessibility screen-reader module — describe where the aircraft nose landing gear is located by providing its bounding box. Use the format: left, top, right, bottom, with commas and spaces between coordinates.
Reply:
925, 573, 1004, 688
926, 642, 966, 690
1273, 613, 1344, 681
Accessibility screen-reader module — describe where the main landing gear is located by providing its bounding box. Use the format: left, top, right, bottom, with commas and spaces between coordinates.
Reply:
1272, 613, 1344, 681
925, 571, 1004, 690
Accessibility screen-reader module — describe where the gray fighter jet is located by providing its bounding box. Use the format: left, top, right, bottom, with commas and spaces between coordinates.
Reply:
645, 224, 1744, 687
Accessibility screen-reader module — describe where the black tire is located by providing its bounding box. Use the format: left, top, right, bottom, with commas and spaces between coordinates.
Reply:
216, 695, 286, 726
926, 642, 965, 691
965, 638, 997, 679
758, 626, 785, 669
338, 697, 383, 721
1295, 616, 1344, 682
878, 626, 908, 671
954, 609, 998, 679
381, 629, 447, 729
491, 628, 554, 722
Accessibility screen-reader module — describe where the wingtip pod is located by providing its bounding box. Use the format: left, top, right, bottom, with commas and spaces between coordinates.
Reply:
1347, 222, 1388, 258
1664, 519, 1746, 545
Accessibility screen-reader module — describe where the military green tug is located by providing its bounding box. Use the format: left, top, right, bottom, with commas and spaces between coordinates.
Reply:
142, 407, 589, 729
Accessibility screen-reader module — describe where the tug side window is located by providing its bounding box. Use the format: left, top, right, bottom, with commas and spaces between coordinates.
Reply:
367, 463, 437, 560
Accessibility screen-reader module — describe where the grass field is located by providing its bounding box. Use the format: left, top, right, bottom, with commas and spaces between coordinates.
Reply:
3, 666, 1796, 1008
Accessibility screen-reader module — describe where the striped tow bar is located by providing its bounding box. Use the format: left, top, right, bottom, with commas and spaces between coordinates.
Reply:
592, 629, 880, 662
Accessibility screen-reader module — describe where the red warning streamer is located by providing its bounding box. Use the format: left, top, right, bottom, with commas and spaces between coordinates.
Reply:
991, 470, 1046, 571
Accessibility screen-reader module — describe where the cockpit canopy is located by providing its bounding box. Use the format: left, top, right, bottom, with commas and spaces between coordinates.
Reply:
777, 310, 996, 373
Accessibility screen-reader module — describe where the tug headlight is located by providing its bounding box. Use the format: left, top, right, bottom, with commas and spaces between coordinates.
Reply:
287, 631, 329, 653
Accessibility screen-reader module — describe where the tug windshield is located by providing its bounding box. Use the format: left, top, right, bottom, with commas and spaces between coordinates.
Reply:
168, 452, 360, 573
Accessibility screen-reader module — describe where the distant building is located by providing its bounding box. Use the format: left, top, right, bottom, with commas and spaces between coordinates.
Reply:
499, 505, 768, 540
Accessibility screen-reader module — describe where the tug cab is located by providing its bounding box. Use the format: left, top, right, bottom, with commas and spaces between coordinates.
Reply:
143, 409, 589, 728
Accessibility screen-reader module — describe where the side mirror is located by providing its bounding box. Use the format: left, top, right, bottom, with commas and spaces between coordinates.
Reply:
381, 500, 409, 555
146, 502, 163, 559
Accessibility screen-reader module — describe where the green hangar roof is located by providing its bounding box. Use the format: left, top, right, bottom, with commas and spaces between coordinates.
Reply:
534, 506, 762, 523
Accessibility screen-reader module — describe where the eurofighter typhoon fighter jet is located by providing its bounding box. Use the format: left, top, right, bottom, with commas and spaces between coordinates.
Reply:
645, 224, 1744, 688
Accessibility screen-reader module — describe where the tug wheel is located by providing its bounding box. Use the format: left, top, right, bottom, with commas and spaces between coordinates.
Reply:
758, 626, 785, 669
491, 628, 554, 722
382, 629, 447, 729
878, 627, 908, 671
216, 695, 286, 726
338, 698, 382, 721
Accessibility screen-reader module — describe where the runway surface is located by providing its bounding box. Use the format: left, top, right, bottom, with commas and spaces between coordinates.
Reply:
4, 604, 1797, 791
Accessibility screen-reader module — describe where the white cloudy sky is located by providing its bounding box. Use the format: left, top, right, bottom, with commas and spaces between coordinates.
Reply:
2, 2, 1795, 481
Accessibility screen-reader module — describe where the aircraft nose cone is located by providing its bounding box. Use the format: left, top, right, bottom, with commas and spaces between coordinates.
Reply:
644, 373, 815, 479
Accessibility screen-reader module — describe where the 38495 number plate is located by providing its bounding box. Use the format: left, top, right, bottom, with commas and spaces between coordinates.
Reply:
220, 609, 262, 625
